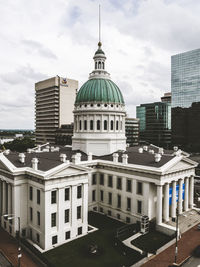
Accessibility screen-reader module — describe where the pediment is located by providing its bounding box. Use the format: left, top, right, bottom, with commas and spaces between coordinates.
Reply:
46, 164, 88, 179
0, 160, 11, 172
164, 158, 196, 174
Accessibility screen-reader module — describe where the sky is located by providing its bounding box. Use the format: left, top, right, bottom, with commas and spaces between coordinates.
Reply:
1, 0, 200, 129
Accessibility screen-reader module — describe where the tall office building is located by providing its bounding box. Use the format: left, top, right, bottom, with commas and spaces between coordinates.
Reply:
171, 48, 200, 150
35, 76, 78, 144
125, 117, 139, 146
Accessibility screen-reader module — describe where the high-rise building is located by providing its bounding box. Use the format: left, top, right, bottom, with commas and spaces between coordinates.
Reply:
125, 118, 139, 146
171, 48, 200, 150
161, 92, 171, 103
35, 76, 78, 145
136, 95, 171, 148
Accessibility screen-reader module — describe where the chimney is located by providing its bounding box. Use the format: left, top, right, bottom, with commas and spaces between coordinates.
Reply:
32, 158, 39, 170
138, 148, 143, 153
122, 154, 128, 164
72, 153, 81, 164
143, 146, 148, 151
27, 148, 32, 153
158, 147, 164, 155
19, 153, 25, 163
113, 153, 119, 163
87, 152, 93, 161
173, 146, 178, 152
155, 153, 161, 163
60, 154, 67, 163
3, 149, 10, 155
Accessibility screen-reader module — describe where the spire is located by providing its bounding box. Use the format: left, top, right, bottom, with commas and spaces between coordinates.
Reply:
98, 4, 102, 48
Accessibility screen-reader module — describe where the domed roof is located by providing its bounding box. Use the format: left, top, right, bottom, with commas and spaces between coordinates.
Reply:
75, 78, 125, 105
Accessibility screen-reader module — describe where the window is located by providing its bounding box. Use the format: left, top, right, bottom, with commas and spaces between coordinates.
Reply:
104, 120, 107, 130
100, 190, 104, 202
51, 213, 56, 227
37, 211, 40, 226
137, 200, 142, 214
126, 217, 131, 224
65, 209, 70, 223
52, 235, 57, 245
37, 189, 40, 205
127, 197, 131, 211
99, 207, 103, 213
126, 179, 132, 192
77, 185, 82, 198
117, 177, 122, 190
137, 182, 143, 195
36, 233, 40, 243
30, 207, 33, 221
65, 188, 70, 201
90, 120, 93, 130
77, 206, 81, 219
98, 61, 101, 68
117, 195, 121, 209
51, 191, 57, 204
93, 207, 97, 211
92, 174, 96, 185
102, 62, 105, 69
110, 120, 114, 130
108, 210, 111, 216
30, 229, 32, 240
108, 176, 113, 187
92, 190, 96, 202
116, 120, 119, 130
78, 227, 82, 235
29, 186, 33, 201
9, 226, 12, 234
117, 213, 120, 219
97, 120, 100, 130
79, 120, 82, 130
95, 62, 97, 69
65, 231, 70, 240
84, 120, 87, 130
100, 174, 104, 185
108, 192, 112, 205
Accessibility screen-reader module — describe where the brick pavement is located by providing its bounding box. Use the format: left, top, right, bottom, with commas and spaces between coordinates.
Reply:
0, 227, 41, 267
142, 223, 200, 267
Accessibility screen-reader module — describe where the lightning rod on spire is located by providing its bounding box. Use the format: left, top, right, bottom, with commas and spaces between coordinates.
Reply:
98, 4, 101, 47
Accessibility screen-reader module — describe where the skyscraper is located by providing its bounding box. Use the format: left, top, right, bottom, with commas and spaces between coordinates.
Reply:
35, 76, 78, 145
125, 117, 139, 146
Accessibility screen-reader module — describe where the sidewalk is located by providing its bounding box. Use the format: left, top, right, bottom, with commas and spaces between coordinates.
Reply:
142, 223, 200, 267
0, 227, 41, 267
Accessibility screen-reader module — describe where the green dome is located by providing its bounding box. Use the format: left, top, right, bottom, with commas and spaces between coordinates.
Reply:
75, 78, 125, 105
95, 48, 105, 55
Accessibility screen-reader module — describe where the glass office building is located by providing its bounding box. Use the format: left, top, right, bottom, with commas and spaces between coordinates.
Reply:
171, 48, 200, 150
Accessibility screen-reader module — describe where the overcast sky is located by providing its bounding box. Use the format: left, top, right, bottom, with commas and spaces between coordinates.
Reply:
1, 0, 200, 129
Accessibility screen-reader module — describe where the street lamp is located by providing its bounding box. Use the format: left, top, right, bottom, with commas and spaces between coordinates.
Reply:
2, 214, 21, 267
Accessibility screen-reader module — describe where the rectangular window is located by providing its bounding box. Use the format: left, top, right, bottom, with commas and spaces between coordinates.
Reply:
30, 229, 32, 240
108, 192, 112, 205
108, 210, 111, 216
127, 197, 131, 211
117, 213, 120, 220
77, 206, 81, 219
108, 176, 113, 187
51, 191, 57, 204
37, 189, 40, 205
29, 186, 33, 201
100, 190, 104, 202
92, 174, 96, 185
100, 174, 104, 185
65, 231, 71, 240
126, 179, 132, 192
78, 227, 82, 235
84, 120, 87, 130
77, 185, 82, 199
51, 213, 56, 227
37, 211, 40, 226
52, 235, 57, 245
30, 207, 33, 221
65, 209, 70, 223
65, 188, 70, 201
137, 200, 142, 214
117, 195, 121, 209
36, 233, 40, 243
126, 217, 131, 223
92, 190, 96, 201
99, 207, 103, 213
117, 177, 122, 190
137, 182, 143, 195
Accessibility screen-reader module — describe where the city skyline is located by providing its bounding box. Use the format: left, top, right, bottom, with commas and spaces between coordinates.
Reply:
1, 0, 200, 129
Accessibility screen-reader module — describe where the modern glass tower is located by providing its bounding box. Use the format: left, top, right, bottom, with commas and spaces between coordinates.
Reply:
171, 48, 200, 150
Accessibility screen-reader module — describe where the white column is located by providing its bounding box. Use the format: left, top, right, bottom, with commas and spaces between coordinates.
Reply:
163, 183, 169, 222
178, 179, 183, 214
2, 181, 6, 215
171, 181, 176, 218
0, 180, 2, 216
71, 185, 77, 238
82, 182, 88, 234
12, 185, 21, 235
189, 176, 194, 209
156, 185, 163, 225
184, 178, 189, 211
58, 188, 64, 242
8, 183, 12, 215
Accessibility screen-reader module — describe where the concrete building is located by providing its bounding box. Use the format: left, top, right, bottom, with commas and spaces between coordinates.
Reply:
35, 76, 78, 145
125, 118, 139, 146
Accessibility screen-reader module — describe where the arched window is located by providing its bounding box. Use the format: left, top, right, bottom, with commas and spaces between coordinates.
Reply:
102, 62, 104, 69
116, 121, 119, 130
110, 120, 114, 130
95, 62, 97, 69
97, 120, 100, 130
84, 120, 87, 130
90, 120, 93, 130
98, 61, 101, 69
79, 120, 82, 130
104, 120, 107, 130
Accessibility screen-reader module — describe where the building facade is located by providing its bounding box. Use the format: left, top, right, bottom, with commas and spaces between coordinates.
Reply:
125, 118, 139, 146
35, 76, 78, 145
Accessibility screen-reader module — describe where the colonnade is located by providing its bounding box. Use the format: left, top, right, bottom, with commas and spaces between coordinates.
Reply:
156, 176, 194, 224
0, 179, 13, 218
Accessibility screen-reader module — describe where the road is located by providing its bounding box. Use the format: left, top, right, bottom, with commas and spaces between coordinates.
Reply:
182, 257, 200, 267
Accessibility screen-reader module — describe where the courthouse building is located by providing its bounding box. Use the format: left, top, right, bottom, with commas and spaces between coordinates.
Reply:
0, 41, 198, 251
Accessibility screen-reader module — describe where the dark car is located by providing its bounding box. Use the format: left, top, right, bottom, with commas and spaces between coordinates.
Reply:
192, 245, 200, 257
